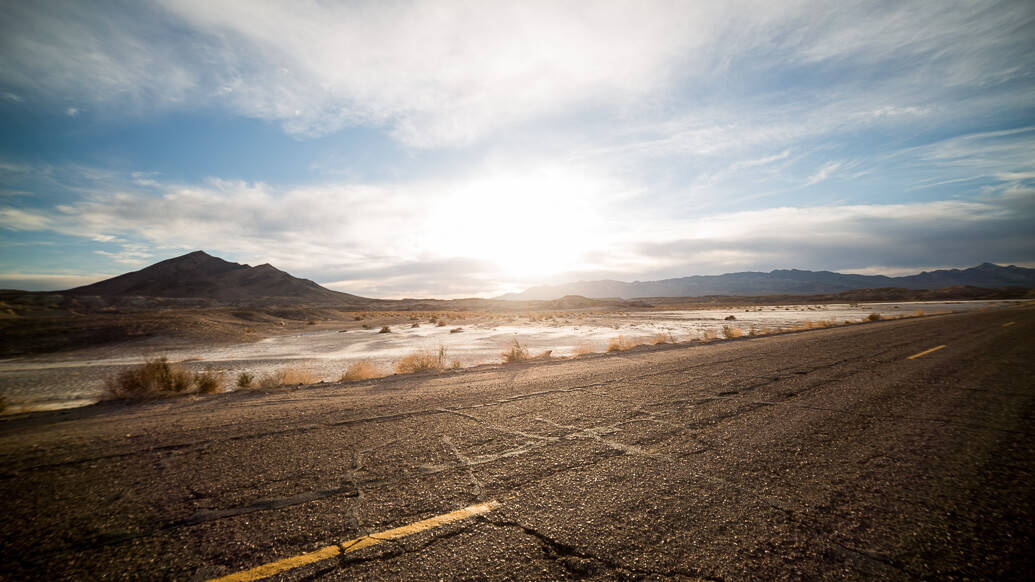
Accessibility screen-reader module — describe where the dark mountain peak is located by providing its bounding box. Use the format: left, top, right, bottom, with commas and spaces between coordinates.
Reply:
67, 251, 370, 305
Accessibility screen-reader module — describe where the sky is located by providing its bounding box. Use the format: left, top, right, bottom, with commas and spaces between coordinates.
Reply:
1, 1, 1033, 298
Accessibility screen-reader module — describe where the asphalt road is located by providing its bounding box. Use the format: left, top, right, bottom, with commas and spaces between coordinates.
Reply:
2, 307, 1033, 581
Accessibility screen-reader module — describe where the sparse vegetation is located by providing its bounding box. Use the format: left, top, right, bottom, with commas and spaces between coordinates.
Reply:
236, 372, 254, 388
572, 343, 597, 356
450, 327, 463, 333
193, 369, 225, 394
258, 365, 321, 388
502, 338, 530, 363
722, 325, 744, 339
340, 360, 384, 381
867, 313, 882, 321
607, 335, 646, 352
104, 357, 195, 399
436, 320, 447, 327
379, 325, 391, 333
395, 346, 447, 374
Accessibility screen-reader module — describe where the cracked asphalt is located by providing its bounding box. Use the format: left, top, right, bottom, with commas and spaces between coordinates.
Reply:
1, 306, 1033, 581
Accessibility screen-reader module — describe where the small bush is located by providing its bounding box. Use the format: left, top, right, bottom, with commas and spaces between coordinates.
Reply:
450, 327, 464, 333
379, 325, 391, 333
724, 315, 736, 321
700, 329, 718, 342
651, 333, 675, 345
867, 313, 882, 321
502, 338, 530, 363
436, 320, 447, 327
258, 365, 320, 388
340, 360, 384, 382
194, 369, 225, 394
236, 372, 254, 388
395, 346, 447, 374
449, 359, 463, 370
572, 343, 597, 356
105, 357, 194, 399
722, 325, 743, 339
607, 336, 644, 352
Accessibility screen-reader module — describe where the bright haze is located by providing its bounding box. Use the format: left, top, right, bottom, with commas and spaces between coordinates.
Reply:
1, 1, 1033, 298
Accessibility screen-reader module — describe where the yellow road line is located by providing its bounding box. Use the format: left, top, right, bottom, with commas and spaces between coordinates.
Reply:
907, 345, 947, 360
208, 500, 501, 582
1003, 321, 1016, 327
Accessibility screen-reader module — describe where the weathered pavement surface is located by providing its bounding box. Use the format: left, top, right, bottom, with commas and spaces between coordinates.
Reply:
2, 307, 1033, 581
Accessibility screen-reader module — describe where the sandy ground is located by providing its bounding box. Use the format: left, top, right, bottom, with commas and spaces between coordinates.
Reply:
0, 300, 1020, 412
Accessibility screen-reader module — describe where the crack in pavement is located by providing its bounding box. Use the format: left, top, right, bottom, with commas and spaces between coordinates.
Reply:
442, 436, 484, 501
480, 515, 726, 581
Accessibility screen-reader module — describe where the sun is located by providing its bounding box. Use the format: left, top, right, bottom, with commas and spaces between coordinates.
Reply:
425, 166, 607, 281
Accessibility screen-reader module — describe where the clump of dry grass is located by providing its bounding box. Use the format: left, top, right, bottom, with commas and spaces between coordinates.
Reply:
449, 359, 463, 370
651, 333, 676, 345
258, 365, 321, 388
867, 313, 882, 321
236, 372, 254, 388
502, 338, 530, 363
379, 325, 391, 333
912, 309, 925, 317
395, 346, 447, 374
450, 327, 464, 333
193, 369, 225, 394
700, 329, 718, 342
722, 325, 744, 339
572, 343, 597, 356
340, 360, 385, 382
607, 335, 645, 352
436, 320, 447, 327
105, 357, 195, 399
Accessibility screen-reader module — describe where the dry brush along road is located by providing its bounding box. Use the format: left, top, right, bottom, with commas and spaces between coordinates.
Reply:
1, 307, 1033, 580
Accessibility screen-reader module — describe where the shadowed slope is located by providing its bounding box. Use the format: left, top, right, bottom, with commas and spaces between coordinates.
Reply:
68, 251, 369, 303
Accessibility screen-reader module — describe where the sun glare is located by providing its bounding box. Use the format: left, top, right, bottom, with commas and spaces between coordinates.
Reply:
426, 167, 606, 281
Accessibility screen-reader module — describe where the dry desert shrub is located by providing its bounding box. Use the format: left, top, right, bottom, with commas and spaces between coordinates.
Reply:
193, 369, 225, 394
651, 333, 676, 345
105, 357, 194, 399
722, 325, 744, 339
236, 372, 254, 388
501, 338, 530, 363
700, 329, 718, 342
867, 313, 882, 321
607, 335, 644, 352
258, 365, 321, 388
340, 360, 385, 382
395, 346, 447, 374
379, 326, 391, 333
572, 342, 597, 356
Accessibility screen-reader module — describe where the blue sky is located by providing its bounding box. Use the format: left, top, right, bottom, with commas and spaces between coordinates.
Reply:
1, 1, 1033, 298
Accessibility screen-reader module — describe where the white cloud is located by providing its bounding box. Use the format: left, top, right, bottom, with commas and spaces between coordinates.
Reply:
803, 161, 843, 186
3, 1, 1028, 147
4, 161, 1033, 296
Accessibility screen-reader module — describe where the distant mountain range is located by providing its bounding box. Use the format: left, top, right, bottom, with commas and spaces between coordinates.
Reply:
500, 263, 1035, 300
60, 252, 1035, 304
69, 250, 370, 304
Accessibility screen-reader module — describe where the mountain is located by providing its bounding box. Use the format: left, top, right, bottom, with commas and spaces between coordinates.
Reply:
501, 263, 1035, 300
68, 251, 370, 304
